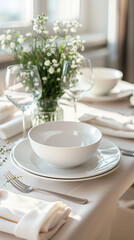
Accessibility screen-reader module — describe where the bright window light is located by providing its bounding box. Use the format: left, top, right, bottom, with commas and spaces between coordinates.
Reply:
47, 0, 80, 23
0, 0, 33, 27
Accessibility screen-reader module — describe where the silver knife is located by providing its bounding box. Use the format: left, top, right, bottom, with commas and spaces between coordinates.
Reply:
120, 149, 134, 157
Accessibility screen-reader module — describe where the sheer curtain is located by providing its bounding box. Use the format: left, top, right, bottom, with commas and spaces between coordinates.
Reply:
118, 0, 134, 83
108, 0, 134, 83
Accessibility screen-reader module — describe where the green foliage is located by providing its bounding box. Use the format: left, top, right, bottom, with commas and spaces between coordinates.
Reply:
0, 14, 85, 101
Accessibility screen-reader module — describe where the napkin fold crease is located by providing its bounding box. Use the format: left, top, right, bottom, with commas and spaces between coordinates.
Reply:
0, 190, 71, 240
79, 106, 134, 139
0, 102, 31, 139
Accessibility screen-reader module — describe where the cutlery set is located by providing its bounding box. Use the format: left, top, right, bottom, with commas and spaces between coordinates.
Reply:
5, 171, 88, 204
4, 144, 134, 204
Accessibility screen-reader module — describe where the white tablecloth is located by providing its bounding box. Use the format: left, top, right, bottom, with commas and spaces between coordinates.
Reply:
1, 96, 134, 240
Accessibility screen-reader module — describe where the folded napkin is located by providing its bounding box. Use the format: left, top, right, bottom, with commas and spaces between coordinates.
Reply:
79, 106, 134, 139
0, 190, 71, 240
0, 114, 31, 140
0, 101, 16, 123
0, 102, 31, 140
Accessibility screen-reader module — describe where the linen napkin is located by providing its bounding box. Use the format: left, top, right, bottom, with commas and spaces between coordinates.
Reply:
0, 114, 31, 140
0, 102, 31, 140
0, 190, 71, 240
79, 106, 134, 139
0, 101, 16, 123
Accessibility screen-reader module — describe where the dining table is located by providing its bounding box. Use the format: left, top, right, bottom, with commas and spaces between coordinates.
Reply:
1, 82, 134, 240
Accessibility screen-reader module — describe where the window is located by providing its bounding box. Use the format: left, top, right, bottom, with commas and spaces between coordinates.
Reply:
47, 0, 80, 23
0, 0, 33, 28
0, 0, 109, 64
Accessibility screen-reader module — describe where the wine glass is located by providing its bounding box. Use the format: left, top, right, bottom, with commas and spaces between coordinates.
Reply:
5, 64, 42, 138
62, 58, 94, 120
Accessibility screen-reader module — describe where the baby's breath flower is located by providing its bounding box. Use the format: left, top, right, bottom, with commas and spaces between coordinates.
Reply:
23, 48, 29, 53
63, 29, 68, 34
57, 68, 61, 73
53, 63, 59, 67
46, 44, 50, 48
71, 64, 77, 68
42, 76, 47, 81
49, 67, 54, 74
44, 60, 51, 66
51, 48, 56, 54
53, 26, 60, 33
10, 42, 15, 49
70, 27, 77, 33
6, 35, 12, 40
0, 34, 6, 41
1, 44, 6, 49
26, 32, 32, 37
33, 25, 38, 32
43, 30, 49, 35
52, 59, 57, 64
18, 35, 24, 44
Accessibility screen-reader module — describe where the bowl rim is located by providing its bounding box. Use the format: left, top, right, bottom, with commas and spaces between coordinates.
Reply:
28, 121, 102, 149
92, 67, 123, 80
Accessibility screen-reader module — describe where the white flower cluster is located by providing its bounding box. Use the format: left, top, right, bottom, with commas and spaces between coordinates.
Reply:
32, 14, 49, 35
0, 29, 32, 53
0, 13, 85, 100
42, 58, 61, 80
0, 29, 13, 50
53, 20, 82, 35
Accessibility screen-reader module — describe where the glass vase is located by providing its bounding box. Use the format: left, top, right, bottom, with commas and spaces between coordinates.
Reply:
31, 98, 64, 127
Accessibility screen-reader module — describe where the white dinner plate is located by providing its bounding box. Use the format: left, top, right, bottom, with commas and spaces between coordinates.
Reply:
11, 155, 120, 182
82, 80, 133, 102
10, 137, 120, 181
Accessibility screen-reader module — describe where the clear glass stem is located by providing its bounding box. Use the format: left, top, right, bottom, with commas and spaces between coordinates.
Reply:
22, 110, 26, 138
73, 98, 77, 121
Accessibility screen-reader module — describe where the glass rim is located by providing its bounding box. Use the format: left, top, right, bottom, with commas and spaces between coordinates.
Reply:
7, 64, 38, 72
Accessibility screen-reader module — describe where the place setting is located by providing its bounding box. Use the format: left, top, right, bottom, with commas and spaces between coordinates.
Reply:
81, 67, 134, 102
10, 121, 121, 182
1, 60, 124, 185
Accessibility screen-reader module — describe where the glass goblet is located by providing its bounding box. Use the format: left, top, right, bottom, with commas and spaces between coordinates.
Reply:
62, 58, 94, 120
5, 64, 42, 138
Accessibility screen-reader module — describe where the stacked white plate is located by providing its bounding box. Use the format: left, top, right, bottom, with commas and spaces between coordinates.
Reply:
82, 80, 133, 102
11, 137, 120, 182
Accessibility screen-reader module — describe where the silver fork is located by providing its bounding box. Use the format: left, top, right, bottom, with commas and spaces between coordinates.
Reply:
4, 171, 88, 204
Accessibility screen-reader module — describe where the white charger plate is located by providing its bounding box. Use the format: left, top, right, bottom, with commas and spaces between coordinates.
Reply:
82, 80, 133, 102
10, 138, 120, 181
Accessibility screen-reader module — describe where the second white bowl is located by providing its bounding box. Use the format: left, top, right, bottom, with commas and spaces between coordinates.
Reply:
90, 67, 123, 96
28, 121, 102, 168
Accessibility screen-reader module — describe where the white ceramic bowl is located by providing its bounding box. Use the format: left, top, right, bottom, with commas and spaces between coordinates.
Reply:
28, 121, 102, 168
90, 67, 123, 96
